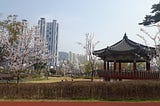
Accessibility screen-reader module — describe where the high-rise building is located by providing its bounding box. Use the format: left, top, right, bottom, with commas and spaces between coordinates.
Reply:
38, 18, 47, 55
38, 18, 59, 67
21, 19, 28, 35
46, 20, 59, 67
68, 51, 87, 65
38, 18, 46, 40
18, 19, 28, 52
59, 51, 69, 61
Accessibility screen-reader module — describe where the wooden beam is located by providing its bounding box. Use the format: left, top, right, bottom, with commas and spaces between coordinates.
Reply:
107, 61, 109, 71
114, 61, 117, 71
133, 60, 137, 71
104, 60, 106, 70
119, 62, 121, 72
146, 61, 150, 71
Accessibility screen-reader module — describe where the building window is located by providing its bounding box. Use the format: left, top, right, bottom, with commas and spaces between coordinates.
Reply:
49, 45, 51, 50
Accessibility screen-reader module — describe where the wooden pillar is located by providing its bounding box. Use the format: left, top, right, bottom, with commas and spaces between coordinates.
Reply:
133, 60, 137, 71
104, 60, 106, 70
114, 60, 117, 71
119, 62, 121, 72
146, 61, 150, 71
107, 61, 109, 71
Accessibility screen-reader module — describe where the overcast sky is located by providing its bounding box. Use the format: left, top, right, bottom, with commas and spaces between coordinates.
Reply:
0, 0, 159, 54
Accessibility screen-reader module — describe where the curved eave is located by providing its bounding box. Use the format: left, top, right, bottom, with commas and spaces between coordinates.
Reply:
93, 47, 107, 55
107, 49, 136, 55
93, 34, 156, 61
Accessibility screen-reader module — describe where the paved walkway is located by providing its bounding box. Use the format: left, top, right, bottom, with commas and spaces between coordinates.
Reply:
0, 102, 160, 106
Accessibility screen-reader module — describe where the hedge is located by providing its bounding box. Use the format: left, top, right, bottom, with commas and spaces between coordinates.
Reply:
0, 80, 160, 100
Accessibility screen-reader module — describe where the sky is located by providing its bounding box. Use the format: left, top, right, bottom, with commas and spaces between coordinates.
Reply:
0, 0, 159, 54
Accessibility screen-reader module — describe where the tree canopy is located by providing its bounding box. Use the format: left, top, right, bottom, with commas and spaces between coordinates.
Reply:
0, 15, 49, 83
139, 2, 160, 26
0, 15, 22, 44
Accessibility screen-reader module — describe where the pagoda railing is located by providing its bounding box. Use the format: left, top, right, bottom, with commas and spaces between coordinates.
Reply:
97, 70, 160, 80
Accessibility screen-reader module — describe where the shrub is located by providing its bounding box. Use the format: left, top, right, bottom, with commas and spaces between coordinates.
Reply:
0, 80, 160, 100
50, 68, 56, 75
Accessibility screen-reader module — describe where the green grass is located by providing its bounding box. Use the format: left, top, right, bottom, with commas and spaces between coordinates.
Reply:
22, 77, 71, 83
0, 76, 101, 84
22, 77, 98, 83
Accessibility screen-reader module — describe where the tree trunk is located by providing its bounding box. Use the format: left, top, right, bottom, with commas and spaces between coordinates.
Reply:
90, 61, 94, 82
17, 70, 20, 84
91, 70, 94, 82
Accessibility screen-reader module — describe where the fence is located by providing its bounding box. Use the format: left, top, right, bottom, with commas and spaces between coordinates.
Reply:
97, 70, 160, 80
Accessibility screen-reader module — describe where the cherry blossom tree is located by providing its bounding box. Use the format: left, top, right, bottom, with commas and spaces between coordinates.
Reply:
78, 33, 99, 81
137, 23, 160, 70
0, 15, 49, 83
138, 2, 160, 70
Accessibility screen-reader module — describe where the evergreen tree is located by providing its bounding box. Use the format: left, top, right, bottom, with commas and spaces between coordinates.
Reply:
139, 2, 160, 26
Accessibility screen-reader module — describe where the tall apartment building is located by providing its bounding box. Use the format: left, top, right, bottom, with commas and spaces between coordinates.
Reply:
46, 20, 59, 67
38, 18, 59, 67
18, 19, 28, 52
68, 51, 87, 66
38, 18, 46, 40
21, 19, 28, 35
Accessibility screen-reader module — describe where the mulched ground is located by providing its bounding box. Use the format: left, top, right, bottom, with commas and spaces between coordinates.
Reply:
0, 102, 160, 106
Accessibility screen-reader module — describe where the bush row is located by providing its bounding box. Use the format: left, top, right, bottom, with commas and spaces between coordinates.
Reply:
0, 80, 160, 100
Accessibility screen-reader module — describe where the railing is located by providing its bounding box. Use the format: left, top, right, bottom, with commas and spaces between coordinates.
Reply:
97, 70, 160, 80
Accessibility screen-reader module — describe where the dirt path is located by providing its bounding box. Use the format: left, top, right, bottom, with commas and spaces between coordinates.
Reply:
0, 102, 160, 106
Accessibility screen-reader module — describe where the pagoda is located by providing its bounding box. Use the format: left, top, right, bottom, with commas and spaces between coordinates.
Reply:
93, 33, 159, 80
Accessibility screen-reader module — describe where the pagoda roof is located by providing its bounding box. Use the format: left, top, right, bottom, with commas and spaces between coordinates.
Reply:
93, 33, 156, 62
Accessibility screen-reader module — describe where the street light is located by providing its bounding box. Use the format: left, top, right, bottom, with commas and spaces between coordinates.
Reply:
50, 66, 54, 69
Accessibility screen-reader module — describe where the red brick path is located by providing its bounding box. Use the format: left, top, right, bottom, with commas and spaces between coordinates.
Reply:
0, 102, 160, 106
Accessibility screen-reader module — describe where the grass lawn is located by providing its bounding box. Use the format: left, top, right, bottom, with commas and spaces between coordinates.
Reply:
22, 77, 93, 83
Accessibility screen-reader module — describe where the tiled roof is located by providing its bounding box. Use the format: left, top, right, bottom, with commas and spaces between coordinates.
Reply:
93, 33, 156, 61
109, 36, 135, 51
